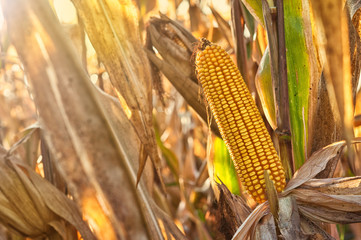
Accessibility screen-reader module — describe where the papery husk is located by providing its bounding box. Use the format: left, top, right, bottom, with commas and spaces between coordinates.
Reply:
146, 15, 221, 137
291, 177, 361, 223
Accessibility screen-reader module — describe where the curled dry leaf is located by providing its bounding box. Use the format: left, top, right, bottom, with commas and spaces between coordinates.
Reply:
253, 214, 277, 240
147, 15, 197, 82
253, 197, 305, 240
301, 176, 361, 195
146, 17, 221, 137
232, 202, 269, 240
291, 177, 361, 224
284, 141, 346, 192
300, 217, 336, 240
71, 0, 164, 189
0, 146, 95, 239
299, 204, 361, 225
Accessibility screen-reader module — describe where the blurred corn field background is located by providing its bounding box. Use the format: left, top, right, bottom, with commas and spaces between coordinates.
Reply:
0, 0, 361, 239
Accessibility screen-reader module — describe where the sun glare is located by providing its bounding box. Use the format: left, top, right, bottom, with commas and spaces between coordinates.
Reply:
53, 0, 77, 24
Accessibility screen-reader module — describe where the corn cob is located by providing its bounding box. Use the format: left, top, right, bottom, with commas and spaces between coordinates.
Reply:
195, 38, 286, 203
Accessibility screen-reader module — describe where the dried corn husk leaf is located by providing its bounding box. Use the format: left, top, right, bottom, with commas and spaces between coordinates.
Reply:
1, 0, 168, 238
232, 202, 269, 240
146, 17, 221, 137
301, 176, 361, 195
71, 0, 164, 189
253, 214, 276, 240
253, 198, 305, 240
291, 177, 361, 223
285, 141, 346, 191
300, 217, 336, 240
253, 197, 305, 240
147, 15, 197, 82
0, 146, 94, 239
299, 204, 361, 224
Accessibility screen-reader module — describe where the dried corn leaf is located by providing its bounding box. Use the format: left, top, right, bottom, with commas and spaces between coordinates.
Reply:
210, 7, 234, 49
146, 50, 220, 137
299, 204, 361, 224
1, 0, 165, 238
146, 17, 223, 138
346, 0, 361, 102
300, 217, 336, 240
232, 202, 269, 240
285, 141, 346, 192
71, 0, 164, 188
0, 146, 94, 239
301, 177, 361, 195
293, 189, 361, 212
253, 214, 276, 240
311, 0, 354, 154
291, 177, 361, 223
308, 74, 343, 159
11, 161, 94, 239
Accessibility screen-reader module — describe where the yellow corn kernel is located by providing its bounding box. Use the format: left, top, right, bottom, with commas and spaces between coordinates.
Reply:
195, 38, 286, 203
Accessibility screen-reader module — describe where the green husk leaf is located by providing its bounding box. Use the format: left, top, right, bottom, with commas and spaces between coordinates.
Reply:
255, 47, 277, 130
212, 137, 240, 196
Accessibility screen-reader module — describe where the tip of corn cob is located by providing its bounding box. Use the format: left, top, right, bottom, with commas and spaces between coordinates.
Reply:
195, 38, 286, 203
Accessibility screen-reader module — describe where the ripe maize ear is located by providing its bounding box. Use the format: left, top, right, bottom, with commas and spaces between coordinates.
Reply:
195, 38, 286, 203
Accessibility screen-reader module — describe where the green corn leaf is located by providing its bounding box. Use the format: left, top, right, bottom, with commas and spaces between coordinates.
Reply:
241, 0, 264, 27
284, 0, 310, 169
